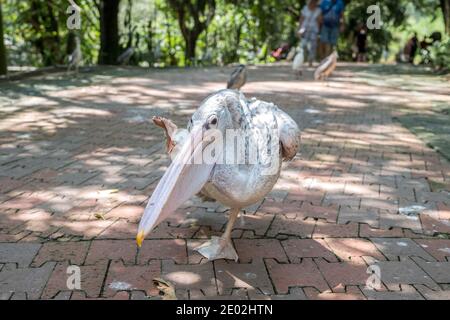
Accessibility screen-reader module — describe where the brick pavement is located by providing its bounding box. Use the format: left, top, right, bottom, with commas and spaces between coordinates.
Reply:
0, 63, 449, 299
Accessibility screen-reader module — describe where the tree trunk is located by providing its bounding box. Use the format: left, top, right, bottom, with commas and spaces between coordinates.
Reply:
168, 0, 215, 66
0, 2, 6, 75
441, 0, 450, 35
184, 32, 199, 65
99, 0, 120, 65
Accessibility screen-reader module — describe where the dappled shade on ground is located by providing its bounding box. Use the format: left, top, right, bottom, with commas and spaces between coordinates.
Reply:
0, 63, 450, 300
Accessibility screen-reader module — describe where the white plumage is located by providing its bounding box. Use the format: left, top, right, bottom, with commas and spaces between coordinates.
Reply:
292, 47, 304, 78
314, 51, 338, 81
137, 90, 301, 261
67, 36, 82, 73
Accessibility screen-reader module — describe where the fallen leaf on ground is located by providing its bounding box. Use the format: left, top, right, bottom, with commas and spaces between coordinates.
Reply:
153, 277, 177, 300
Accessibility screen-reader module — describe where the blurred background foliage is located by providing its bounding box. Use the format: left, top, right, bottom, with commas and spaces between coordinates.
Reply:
0, 0, 449, 74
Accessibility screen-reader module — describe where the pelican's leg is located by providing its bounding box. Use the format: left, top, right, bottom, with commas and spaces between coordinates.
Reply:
195, 208, 240, 261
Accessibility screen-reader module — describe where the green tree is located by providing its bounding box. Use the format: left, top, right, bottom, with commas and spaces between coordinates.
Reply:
0, 1, 6, 75
167, 0, 216, 65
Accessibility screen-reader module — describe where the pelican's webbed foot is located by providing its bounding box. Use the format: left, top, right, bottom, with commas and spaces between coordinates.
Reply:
195, 236, 238, 261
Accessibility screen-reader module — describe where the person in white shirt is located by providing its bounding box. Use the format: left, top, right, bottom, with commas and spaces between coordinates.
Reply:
298, 0, 322, 67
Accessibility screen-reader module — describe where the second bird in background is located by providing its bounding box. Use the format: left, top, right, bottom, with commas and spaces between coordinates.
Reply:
314, 50, 338, 81
227, 64, 247, 90
292, 47, 305, 79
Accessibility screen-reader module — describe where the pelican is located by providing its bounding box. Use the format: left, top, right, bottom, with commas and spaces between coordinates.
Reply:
292, 47, 305, 79
136, 90, 301, 261
67, 36, 82, 73
286, 47, 296, 62
117, 47, 135, 65
314, 50, 338, 81
227, 64, 247, 90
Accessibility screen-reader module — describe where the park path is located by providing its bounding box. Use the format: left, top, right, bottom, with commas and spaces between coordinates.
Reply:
0, 63, 449, 300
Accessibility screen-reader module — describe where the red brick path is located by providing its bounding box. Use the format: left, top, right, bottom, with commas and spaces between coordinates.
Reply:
0, 63, 449, 299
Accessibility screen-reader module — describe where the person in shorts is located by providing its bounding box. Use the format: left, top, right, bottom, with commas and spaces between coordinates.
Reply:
318, 0, 345, 58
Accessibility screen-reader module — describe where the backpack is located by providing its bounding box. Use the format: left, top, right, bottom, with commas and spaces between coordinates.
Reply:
322, 1, 340, 28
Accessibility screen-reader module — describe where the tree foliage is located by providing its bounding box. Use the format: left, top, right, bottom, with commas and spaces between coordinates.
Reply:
0, 0, 448, 70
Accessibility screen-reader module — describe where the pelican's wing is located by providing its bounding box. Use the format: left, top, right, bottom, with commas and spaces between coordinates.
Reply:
247, 99, 301, 161
152, 116, 189, 156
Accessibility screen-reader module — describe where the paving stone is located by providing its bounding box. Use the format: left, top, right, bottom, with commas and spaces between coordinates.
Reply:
299, 202, 338, 222
137, 239, 187, 264
420, 214, 450, 235
10, 292, 28, 300
162, 260, 217, 296
106, 205, 144, 223
0, 243, 41, 267
189, 288, 248, 300
370, 238, 435, 261
96, 219, 137, 239
249, 287, 308, 300
324, 238, 385, 261
183, 207, 228, 231
414, 239, 450, 261
361, 284, 424, 300
238, 213, 274, 236
234, 239, 288, 263
359, 224, 404, 238
266, 258, 330, 294
215, 260, 274, 295
368, 258, 440, 291
282, 239, 338, 262
267, 215, 315, 238
42, 261, 108, 298
56, 219, 115, 240
411, 257, 450, 284
313, 221, 359, 238
379, 213, 422, 233
147, 222, 198, 239
0, 262, 55, 299
0, 292, 12, 300
337, 207, 379, 228
85, 240, 137, 265
53, 291, 72, 300
1, 63, 450, 300
32, 241, 90, 266
415, 284, 450, 300
104, 260, 161, 298
304, 286, 366, 300
316, 257, 369, 289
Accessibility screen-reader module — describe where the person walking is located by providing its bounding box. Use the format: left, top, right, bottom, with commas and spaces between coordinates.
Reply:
298, 0, 322, 67
318, 0, 345, 58
355, 22, 367, 62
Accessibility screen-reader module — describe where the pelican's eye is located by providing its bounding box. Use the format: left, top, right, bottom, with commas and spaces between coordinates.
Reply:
207, 115, 218, 129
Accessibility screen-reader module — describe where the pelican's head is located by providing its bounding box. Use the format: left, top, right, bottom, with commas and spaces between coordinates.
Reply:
136, 90, 244, 247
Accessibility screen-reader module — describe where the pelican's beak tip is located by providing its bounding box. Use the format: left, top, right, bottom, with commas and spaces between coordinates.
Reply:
136, 231, 145, 248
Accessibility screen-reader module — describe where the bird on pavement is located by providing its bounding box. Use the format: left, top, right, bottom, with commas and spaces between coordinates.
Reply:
314, 50, 338, 81
67, 36, 82, 73
292, 47, 305, 79
136, 89, 301, 261
227, 64, 247, 90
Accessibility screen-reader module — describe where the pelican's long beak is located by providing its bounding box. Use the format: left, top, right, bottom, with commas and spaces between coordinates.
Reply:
136, 126, 218, 247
